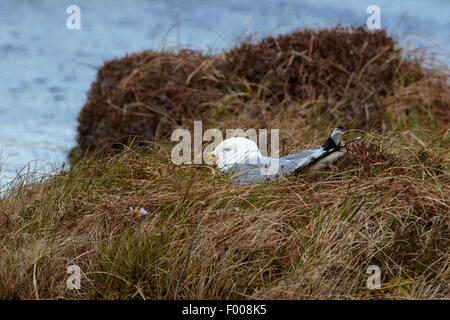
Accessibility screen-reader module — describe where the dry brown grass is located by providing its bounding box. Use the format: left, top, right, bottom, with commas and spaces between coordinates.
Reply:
0, 26, 449, 300
0, 131, 448, 299
74, 26, 449, 158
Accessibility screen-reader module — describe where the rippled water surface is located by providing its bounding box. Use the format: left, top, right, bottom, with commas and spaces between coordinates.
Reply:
0, 0, 448, 185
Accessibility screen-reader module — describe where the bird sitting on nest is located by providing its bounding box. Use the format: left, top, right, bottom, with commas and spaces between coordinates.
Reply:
209, 126, 362, 183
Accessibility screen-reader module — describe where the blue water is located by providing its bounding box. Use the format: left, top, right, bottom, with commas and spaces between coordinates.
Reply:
0, 0, 448, 186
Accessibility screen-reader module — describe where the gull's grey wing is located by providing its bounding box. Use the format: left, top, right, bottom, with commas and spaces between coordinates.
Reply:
279, 149, 325, 173
220, 149, 324, 183
282, 150, 317, 161
228, 163, 274, 183
308, 151, 344, 170
219, 145, 349, 184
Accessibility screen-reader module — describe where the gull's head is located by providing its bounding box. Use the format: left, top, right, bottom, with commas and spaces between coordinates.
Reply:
211, 137, 261, 169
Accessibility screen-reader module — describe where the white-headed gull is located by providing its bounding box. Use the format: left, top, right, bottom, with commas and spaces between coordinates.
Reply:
210, 126, 361, 183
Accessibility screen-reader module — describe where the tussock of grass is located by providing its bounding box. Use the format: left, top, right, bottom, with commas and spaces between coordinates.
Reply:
0, 26, 449, 300
0, 131, 448, 299
74, 26, 449, 158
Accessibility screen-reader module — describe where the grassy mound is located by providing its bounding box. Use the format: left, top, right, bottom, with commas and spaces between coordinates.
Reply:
0, 26, 448, 299
75, 26, 448, 157
0, 134, 448, 299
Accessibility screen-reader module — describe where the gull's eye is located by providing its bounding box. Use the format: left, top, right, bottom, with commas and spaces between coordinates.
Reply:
224, 148, 231, 152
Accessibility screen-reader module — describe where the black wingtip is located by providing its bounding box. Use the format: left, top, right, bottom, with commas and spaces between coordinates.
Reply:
321, 136, 337, 151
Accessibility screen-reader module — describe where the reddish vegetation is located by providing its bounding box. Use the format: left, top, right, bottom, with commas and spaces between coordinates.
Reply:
75, 26, 448, 157
1, 27, 449, 299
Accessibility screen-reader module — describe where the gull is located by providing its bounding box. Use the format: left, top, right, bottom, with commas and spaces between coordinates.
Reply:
210, 126, 361, 183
